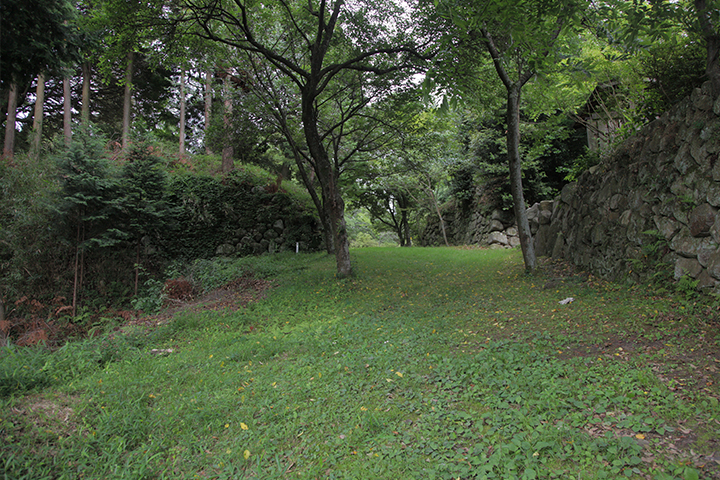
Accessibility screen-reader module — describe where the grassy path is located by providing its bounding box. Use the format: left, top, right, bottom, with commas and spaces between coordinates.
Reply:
2, 247, 719, 479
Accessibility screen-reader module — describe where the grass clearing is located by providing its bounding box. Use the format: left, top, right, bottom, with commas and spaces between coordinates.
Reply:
2, 247, 720, 479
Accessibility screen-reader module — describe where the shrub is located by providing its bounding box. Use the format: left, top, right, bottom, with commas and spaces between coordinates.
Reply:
352, 232, 379, 248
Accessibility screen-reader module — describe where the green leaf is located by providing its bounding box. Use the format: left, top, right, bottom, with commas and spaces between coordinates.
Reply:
683, 468, 699, 480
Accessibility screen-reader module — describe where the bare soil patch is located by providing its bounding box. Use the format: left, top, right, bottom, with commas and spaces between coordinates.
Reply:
2, 273, 275, 346
160, 272, 275, 317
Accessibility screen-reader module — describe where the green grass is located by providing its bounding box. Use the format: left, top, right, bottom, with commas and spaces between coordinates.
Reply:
2, 247, 719, 479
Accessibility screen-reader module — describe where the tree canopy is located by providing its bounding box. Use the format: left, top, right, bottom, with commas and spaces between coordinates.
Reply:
428, 0, 590, 270
1, 0, 714, 279
171, 0, 435, 276
0, 0, 80, 90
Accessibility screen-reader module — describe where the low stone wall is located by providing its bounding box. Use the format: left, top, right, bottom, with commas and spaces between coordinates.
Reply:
218, 214, 321, 256
160, 176, 323, 259
420, 201, 521, 248
535, 82, 720, 290
214, 189, 323, 256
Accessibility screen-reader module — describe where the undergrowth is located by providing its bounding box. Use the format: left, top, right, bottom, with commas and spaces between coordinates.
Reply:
1, 248, 719, 479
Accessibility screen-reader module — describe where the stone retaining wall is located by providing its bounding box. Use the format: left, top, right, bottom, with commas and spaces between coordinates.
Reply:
214, 188, 323, 256
535, 81, 720, 290
419, 201, 521, 248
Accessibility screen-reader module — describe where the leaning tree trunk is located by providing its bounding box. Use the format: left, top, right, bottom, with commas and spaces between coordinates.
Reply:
423, 178, 449, 247
81, 62, 91, 123
434, 200, 450, 247
506, 85, 536, 271
482, 27, 538, 271
63, 77, 72, 146
30, 73, 46, 159
3, 84, 18, 160
122, 52, 134, 149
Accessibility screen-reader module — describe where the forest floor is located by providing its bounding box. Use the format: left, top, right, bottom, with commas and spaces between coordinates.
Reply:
2, 247, 720, 479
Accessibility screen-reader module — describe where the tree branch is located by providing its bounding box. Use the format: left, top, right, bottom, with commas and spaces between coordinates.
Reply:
481, 28, 513, 89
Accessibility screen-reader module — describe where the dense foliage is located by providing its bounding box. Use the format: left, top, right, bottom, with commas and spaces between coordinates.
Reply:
451, 111, 587, 211
0, 0, 80, 90
637, 38, 707, 120
0, 129, 320, 334
1, 0, 718, 321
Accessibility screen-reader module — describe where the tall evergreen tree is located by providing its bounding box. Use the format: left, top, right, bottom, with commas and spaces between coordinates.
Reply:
54, 127, 122, 315
0, 0, 79, 160
118, 146, 173, 296
88, 0, 166, 149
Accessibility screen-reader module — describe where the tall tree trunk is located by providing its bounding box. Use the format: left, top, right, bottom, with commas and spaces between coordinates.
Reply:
274, 106, 335, 254
63, 77, 72, 146
292, 146, 335, 254
299, 162, 334, 254
79, 232, 85, 310
81, 62, 91, 123
398, 194, 412, 247
221, 74, 234, 173
311, 145, 350, 273
320, 208, 335, 255
507, 85, 536, 270
205, 70, 213, 154
30, 73, 46, 159
302, 92, 352, 277
307, 171, 335, 255
310, 152, 352, 264
402, 212, 411, 246
706, 34, 720, 96
122, 52, 134, 150
179, 69, 186, 155
322, 168, 351, 277
389, 200, 405, 247
482, 27, 537, 271
3, 84, 18, 161
708, 36, 720, 95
